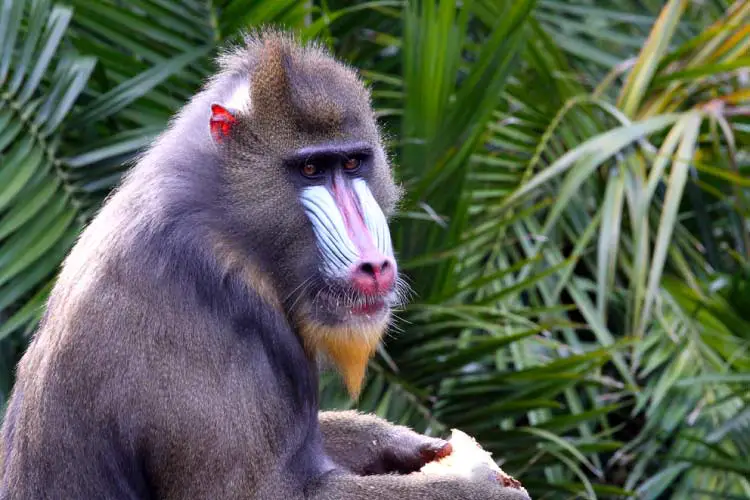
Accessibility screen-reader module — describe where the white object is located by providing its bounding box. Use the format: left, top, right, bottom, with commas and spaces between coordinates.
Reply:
419, 429, 528, 496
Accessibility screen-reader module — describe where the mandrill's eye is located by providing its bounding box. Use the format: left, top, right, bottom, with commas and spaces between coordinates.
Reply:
301, 162, 322, 178
343, 158, 361, 172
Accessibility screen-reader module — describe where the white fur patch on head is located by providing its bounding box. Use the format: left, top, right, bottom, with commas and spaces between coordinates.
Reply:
225, 80, 251, 113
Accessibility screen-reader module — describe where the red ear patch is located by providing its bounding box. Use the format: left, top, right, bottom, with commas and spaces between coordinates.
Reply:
210, 104, 237, 143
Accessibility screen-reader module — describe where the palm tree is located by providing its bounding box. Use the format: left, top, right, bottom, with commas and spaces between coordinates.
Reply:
1, 0, 748, 497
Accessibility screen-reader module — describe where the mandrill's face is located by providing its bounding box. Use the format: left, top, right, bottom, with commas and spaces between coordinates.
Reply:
292, 141, 401, 329
213, 39, 402, 328
280, 139, 403, 396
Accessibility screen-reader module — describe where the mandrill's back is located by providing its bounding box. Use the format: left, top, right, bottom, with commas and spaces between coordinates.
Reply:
0, 195, 167, 497
1, 266, 152, 498
0, 167, 322, 499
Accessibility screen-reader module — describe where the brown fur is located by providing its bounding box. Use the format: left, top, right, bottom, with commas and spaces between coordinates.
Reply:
211, 232, 282, 311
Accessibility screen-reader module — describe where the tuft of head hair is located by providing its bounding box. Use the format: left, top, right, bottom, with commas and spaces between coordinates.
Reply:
215, 30, 371, 148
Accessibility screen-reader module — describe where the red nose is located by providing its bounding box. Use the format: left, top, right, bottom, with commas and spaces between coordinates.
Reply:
350, 257, 396, 296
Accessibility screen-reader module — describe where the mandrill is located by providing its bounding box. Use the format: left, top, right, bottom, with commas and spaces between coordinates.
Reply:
0, 31, 529, 500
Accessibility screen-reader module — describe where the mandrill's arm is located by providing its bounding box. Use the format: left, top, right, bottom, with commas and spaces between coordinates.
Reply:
306, 469, 531, 500
318, 410, 452, 475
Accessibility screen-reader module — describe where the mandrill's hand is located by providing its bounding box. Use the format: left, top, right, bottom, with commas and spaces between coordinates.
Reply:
319, 410, 453, 475
359, 423, 453, 475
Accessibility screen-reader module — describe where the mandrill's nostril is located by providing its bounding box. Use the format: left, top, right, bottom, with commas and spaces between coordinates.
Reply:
351, 258, 396, 295
356, 259, 389, 280
359, 262, 377, 278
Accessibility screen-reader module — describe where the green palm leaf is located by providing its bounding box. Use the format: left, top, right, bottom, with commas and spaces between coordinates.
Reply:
0, 0, 93, 345
0, 0, 748, 498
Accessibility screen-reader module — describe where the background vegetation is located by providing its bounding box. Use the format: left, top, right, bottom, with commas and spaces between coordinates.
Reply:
1, 0, 749, 498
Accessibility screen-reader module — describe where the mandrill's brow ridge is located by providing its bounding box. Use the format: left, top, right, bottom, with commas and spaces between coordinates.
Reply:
286, 142, 373, 164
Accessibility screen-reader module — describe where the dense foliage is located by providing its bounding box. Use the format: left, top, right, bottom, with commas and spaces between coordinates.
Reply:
1, 0, 748, 497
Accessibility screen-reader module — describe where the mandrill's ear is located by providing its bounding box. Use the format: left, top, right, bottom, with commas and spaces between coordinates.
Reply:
209, 104, 237, 143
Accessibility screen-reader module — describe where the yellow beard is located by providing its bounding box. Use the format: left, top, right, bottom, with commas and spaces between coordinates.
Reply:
299, 317, 387, 398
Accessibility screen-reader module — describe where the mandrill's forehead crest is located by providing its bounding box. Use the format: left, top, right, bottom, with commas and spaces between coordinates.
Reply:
219, 32, 376, 151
